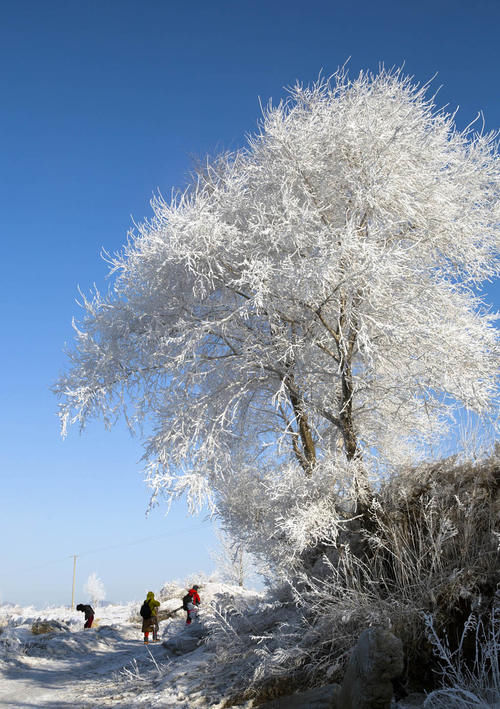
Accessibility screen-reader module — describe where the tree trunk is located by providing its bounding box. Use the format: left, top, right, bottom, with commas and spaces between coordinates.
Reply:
288, 380, 316, 474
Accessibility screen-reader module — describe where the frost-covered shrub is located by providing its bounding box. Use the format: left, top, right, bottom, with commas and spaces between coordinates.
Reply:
31, 619, 71, 635
119, 645, 169, 686
0, 615, 55, 661
424, 609, 500, 708
201, 455, 499, 700
302, 455, 499, 688
424, 690, 496, 709
202, 586, 306, 695
368, 455, 499, 670
158, 581, 184, 603
158, 571, 219, 603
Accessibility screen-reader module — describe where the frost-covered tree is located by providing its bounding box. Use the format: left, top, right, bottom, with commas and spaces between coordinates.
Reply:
84, 572, 106, 607
55, 68, 499, 535
211, 529, 259, 587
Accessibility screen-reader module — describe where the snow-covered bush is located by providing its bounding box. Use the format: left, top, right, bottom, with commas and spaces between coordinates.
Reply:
424, 609, 500, 708
200, 585, 302, 696
199, 454, 499, 701
119, 645, 169, 686
296, 455, 500, 688
424, 691, 495, 709
158, 580, 184, 603
159, 571, 219, 603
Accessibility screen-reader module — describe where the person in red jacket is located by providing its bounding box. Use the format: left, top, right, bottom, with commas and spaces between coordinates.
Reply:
184, 584, 201, 625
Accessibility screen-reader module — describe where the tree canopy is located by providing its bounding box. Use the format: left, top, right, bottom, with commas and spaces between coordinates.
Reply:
56, 68, 499, 519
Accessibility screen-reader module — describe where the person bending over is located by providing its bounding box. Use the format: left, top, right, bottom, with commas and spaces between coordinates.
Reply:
76, 603, 94, 629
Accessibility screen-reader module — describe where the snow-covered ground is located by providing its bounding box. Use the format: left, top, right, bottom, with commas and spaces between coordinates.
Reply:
0, 584, 246, 708
0, 584, 437, 708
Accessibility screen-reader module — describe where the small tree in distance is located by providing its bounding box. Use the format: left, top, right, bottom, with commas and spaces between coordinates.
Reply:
211, 528, 259, 588
55, 67, 499, 570
84, 572, 106, 608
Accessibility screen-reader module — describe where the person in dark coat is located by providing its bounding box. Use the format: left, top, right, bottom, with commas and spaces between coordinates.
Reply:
76, 603, 95, 628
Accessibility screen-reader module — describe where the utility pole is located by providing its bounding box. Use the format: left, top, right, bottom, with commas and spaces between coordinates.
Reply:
71, 555, 78, 609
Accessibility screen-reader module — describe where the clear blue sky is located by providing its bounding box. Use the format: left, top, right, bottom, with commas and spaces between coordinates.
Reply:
1, 0, 498, 607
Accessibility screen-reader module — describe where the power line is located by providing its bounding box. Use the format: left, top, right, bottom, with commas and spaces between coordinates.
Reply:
19, 520, 211, 574
77, 520, 210, 558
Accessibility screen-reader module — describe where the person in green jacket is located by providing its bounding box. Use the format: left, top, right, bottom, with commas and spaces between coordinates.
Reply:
142, 590, 160, 643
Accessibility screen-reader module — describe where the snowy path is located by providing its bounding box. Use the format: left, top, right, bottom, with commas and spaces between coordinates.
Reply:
0, 590, 260, 708
0, 632, 175, 708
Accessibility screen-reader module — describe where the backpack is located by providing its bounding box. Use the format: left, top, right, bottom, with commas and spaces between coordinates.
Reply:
140, 600, 152, 619
182, 593, 191, 610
